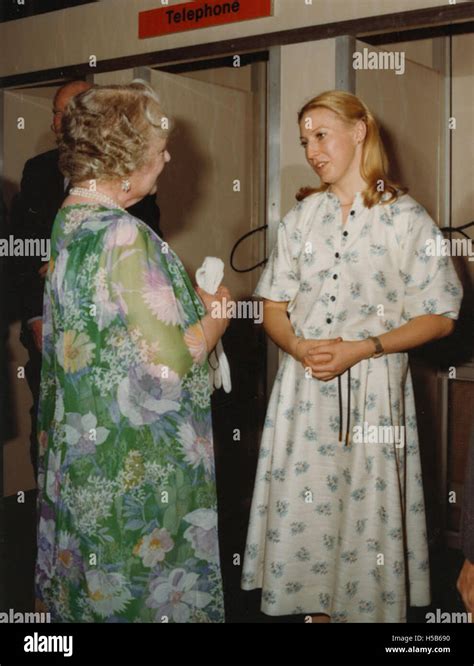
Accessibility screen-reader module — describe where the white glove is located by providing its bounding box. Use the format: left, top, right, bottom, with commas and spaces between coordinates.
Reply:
195, 257, 232, 394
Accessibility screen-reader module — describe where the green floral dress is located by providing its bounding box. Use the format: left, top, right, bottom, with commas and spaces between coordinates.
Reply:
35, 204, 224, 623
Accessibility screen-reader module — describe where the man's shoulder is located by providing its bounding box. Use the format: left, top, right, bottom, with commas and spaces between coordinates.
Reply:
21, 148, 62, 203
128, 194, 159, 213
24, 148, 59, 173
127, 195, 161, 236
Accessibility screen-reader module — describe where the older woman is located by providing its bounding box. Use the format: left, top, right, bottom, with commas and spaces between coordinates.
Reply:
35, 82, 229, 622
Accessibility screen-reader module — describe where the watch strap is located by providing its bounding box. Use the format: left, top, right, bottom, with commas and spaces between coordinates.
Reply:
368, 335, 384, 358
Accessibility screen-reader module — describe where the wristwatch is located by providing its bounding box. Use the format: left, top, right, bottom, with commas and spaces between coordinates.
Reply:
368, 335, 385, 358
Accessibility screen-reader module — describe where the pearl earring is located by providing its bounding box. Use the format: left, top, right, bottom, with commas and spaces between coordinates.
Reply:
121, 179, 131, 192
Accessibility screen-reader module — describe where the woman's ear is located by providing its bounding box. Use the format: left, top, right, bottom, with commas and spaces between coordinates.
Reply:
354, 119, 367, 145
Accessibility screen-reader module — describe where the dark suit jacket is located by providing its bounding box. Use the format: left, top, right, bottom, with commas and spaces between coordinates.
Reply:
13, 148, 163, 323
0, 194, 11, 442
461, 428, 474, 562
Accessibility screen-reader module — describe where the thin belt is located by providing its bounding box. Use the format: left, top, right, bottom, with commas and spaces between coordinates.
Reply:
337, 368, 351, 446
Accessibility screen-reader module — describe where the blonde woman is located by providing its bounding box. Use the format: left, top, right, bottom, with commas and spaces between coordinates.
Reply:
241, 90, 462, 622
35, 83, 229, 622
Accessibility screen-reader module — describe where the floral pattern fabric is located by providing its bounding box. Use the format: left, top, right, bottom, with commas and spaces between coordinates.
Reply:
241, 191, 462, 622
35, 204, 224, 623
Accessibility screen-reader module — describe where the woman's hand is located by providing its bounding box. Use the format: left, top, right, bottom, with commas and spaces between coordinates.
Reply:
29, 319, 43, 353
457, 559, 474, 616
38, 262, 49, 279
196, 285, 232, 316
196, 285, 234, 351
292, 338, 342, 366
303, 339, 370, 381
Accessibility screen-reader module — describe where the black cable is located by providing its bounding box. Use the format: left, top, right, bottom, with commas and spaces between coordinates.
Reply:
440, 221, 474, 239
345, 368, 351, 447
338, 374, 343, 443
229, 224, 268, 273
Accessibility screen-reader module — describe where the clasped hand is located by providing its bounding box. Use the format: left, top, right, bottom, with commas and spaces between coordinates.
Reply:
293, 337, 365, 381
195, 286, 233, 328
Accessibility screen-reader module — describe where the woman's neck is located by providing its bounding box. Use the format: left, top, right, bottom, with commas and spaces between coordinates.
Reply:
67, 180, 140, 209
328, 171, 367, 206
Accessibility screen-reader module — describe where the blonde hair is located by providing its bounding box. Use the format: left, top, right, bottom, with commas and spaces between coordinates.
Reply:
58, 81, 170, 183
297, 90, 406, 208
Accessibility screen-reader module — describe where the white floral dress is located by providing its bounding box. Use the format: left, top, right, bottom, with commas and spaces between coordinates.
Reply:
241, 191, 462, 622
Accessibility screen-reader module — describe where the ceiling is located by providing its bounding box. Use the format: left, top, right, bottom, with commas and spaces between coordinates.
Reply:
1, 0, 99, 23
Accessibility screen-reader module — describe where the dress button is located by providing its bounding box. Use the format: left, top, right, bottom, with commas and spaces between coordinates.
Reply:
330, 296, 336, 302
326, 318, 332, 324
335, 252, 340, 259
333, 274, 338, 280
343, 231, 349, 237
350, 210, 355, 216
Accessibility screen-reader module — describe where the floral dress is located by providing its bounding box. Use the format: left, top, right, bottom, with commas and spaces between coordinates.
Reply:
35, 204, 224, 623
241, 191, 463, 622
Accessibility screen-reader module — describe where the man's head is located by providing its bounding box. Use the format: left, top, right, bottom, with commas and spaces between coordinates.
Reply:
52, 80, 92, 135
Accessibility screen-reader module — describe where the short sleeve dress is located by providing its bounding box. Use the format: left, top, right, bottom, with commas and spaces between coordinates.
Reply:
35, 204, 224, 623
241, 190, 462, 622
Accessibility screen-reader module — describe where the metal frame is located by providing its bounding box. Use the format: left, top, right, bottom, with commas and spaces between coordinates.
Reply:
251, 59, 267, 296
335, 35, 356, 93
265, 46, 282, 389
433, 36, 452, 230
133, 67, 152, 83
432, 35, 453, 544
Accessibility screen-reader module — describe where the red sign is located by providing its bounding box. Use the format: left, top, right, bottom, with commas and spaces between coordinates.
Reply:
139, 0, 273, 39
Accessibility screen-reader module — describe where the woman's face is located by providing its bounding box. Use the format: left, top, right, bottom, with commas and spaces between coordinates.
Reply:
136, 137, 171, 196
299, 108, 363, 187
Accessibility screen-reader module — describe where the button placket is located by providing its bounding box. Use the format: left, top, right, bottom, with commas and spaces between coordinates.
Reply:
341, 205, 357, 246
328, 272, 339, 327
325, 192, 354, 332
328, 226, 344, 322
331, 202, 359, 327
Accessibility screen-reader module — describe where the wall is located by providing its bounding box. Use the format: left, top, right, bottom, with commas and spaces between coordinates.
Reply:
1, 0, 469, 79
183, 65, 253, 91
280, 39, 336, 215
3, 89, 57, 204
384, 38, 435, 69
